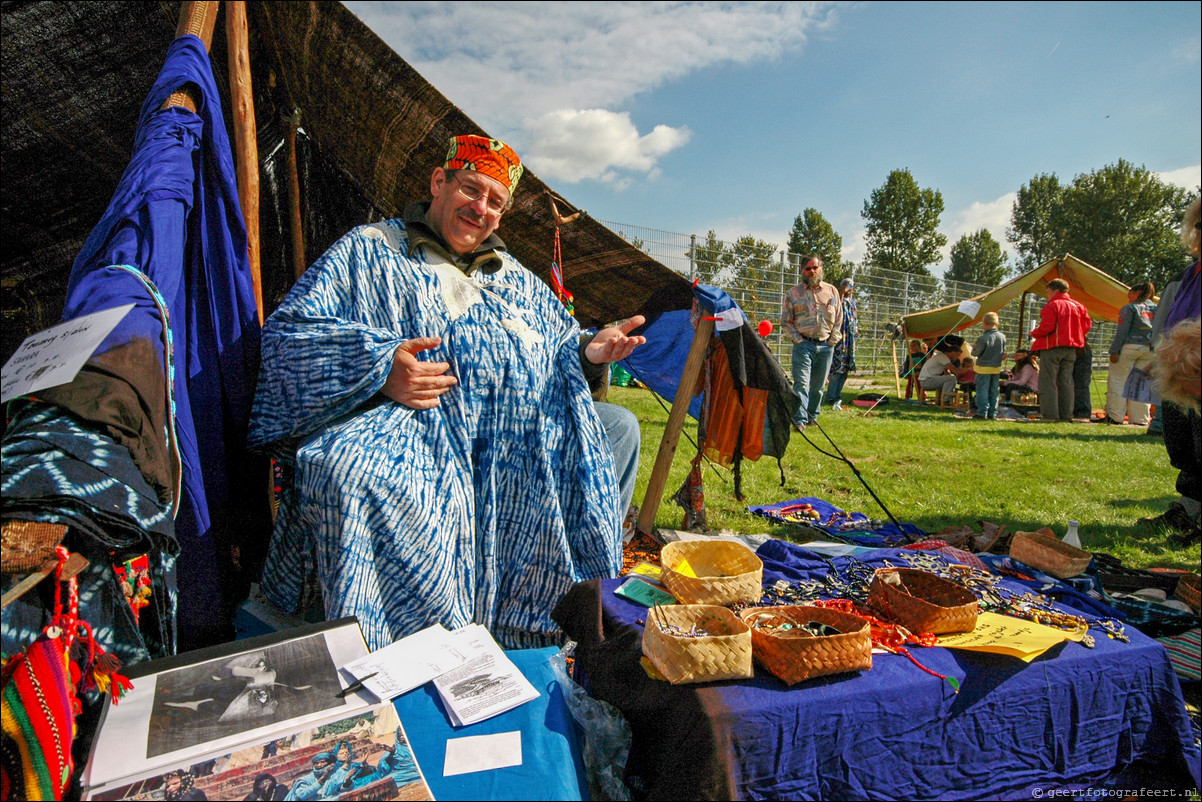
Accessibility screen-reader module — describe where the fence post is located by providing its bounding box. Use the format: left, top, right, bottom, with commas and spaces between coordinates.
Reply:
689, 234, 697, 281
778, 251, 787, 362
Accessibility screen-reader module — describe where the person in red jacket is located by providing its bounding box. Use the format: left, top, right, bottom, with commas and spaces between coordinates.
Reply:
1029, 278, 1092, 421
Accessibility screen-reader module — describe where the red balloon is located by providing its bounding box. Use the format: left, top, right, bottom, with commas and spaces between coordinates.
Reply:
757, 319, 774, 337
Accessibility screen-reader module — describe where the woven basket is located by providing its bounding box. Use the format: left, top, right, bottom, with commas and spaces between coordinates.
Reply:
1175, 574, 1201, 614
642, 604, 753, 684
868, 567, 979, 634
659, 540, 763, 606
1009, 528, 1092, 579
1, 520, 68, 574
739, 605, 872, 685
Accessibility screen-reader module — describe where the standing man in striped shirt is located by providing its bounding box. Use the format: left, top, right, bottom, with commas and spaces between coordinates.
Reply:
1029, 278, 1092, 422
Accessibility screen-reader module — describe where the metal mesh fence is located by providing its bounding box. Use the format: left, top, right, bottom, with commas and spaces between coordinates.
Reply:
598, 218, 1117, 385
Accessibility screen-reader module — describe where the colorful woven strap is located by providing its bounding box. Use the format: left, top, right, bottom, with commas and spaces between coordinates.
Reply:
1, 633, 74, 800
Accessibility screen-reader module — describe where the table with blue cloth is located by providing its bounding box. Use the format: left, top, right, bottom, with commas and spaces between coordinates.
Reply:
391, 646, 588, 801
552, 540, 1200, 801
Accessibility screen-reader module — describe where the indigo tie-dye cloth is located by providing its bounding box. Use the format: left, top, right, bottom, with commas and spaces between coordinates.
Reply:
250, 220, 622, 650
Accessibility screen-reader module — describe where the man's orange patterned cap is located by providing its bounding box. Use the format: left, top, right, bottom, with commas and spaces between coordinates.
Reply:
444, 135, 523, 195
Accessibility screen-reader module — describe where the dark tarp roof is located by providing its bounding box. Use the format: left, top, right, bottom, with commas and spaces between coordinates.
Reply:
1, 0, 694, 366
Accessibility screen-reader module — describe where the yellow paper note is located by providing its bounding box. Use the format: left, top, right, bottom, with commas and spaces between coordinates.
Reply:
674, 558, 698, 578
937, 612, 1084, 663
631, 562, 663, 583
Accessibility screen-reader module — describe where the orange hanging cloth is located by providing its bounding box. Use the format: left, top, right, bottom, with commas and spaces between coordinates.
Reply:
703, 340, 768, 500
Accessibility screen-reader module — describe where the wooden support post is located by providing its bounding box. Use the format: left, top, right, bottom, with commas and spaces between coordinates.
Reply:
161, 1, 219, 112
286, 111, 307, 280
1017, 290, 1029, 346
891, 339, 902, 398
224, 1, 262, 323
225, 3, 264, 322
636, 316, 715, 536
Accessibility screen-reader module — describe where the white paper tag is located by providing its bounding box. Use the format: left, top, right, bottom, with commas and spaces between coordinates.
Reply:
443, 731, 522, 776
1, 304, 135, 403
956, 300, 982, 318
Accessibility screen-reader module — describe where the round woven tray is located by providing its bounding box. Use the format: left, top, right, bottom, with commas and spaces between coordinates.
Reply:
869, 567, 979, 634
739, 605, 872, 686
659, 540, 763, 605
1009, 528, 1092, 579
642, 604, 753, 684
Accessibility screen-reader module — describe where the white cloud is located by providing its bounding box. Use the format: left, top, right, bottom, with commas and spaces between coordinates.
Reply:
1158, 164, 1201, 190
526, 110, 691, 183
345, 1, 836, 183
841, 228, 867, 265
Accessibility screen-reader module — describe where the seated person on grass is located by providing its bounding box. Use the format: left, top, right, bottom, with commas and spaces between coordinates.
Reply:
1001, 350, 1040, 398
918, 338, 963, 398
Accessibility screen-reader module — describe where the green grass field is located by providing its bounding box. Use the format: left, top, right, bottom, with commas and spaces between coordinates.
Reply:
608, 382, 1200, 571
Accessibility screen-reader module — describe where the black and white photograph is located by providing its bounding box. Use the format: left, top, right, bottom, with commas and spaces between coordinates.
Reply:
147, 636, 343, 757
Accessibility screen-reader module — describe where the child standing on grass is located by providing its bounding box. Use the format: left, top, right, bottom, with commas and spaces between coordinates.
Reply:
973, 312, 1006, 419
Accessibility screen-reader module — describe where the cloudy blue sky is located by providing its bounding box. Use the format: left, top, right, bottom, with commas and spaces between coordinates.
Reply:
345, 1, 1201, 275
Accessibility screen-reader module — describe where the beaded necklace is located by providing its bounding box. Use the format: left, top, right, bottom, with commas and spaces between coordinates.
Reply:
809, 599, 959, 692
893, 551, 1127, 647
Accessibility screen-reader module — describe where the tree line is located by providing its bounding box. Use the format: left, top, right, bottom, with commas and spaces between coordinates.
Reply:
689, 159, 1195, 304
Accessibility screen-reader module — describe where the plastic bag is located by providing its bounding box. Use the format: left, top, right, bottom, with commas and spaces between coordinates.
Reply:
549, 642, 633, 801
1122, 366, 1154, 404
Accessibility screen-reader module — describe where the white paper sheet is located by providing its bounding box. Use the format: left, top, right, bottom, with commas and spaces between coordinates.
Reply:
1, 303, 135, 403
342, 623, 471, 700
432, 625, 539, 727
443, 731, 523, 776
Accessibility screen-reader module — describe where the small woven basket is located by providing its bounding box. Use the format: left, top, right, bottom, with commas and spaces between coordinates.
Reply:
739, 605, 872, 686
642, 604, 753, 684
659, 540, 763, 606
1175, 574, 1200, 614
869, 567, 979, 634
1009, 528, 1092, 579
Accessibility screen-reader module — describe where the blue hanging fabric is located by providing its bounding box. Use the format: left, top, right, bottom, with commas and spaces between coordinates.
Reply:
59, 34, 263, 646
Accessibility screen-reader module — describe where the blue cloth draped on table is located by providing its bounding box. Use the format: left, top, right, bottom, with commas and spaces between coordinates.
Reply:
553, 539, 1199, 800
1, 34, 263, 652
392, 647, 587, 801
748, 496, 922, 547
249, 220, 621, 651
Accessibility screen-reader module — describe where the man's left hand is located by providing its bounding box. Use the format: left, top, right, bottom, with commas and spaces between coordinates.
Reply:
585, 315, 647, 364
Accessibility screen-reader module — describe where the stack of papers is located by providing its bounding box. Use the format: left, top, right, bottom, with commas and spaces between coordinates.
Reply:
342, 623, 472, 699
431, 625, 539, 727
342, 623, 539, 727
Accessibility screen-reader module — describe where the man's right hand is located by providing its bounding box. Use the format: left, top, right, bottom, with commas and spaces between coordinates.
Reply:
381, 337, 457, 409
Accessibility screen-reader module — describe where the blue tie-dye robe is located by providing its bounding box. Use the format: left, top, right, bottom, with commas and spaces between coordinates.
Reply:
249, 219, 621, 650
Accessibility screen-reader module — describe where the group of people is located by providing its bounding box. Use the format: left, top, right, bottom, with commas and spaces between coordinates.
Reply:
781, 255, 858, 426
246, 131, 1199, 657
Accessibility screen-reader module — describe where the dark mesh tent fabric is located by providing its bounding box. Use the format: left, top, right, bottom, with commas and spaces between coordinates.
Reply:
1, 1, 694, 368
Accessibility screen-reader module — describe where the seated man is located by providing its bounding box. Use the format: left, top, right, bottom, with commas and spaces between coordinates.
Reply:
918, 339, 962, 399
249, 136, 642, 650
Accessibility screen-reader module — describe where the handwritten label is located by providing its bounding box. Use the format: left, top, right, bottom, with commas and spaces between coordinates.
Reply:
1, 304, 135, 403
937, 612, 1084, 662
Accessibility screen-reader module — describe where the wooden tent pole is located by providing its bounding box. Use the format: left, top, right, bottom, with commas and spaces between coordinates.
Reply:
286, 111, 307, 280
891, 339, 902, 397
1017, 291, 1029, 344
225, 1, 262, 323
161, 1, 219, 112
636, 317, 715, 536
